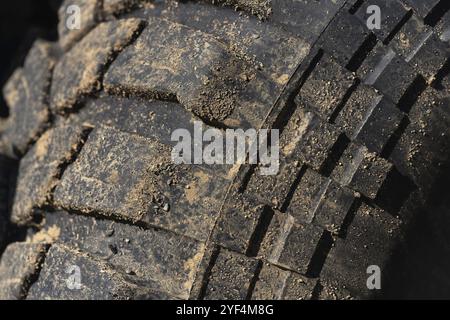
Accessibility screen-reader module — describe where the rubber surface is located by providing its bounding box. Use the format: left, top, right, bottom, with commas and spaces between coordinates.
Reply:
0, 0, 449, 300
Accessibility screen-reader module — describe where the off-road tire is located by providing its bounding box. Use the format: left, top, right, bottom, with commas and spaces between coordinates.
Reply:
0, 0, 450, 300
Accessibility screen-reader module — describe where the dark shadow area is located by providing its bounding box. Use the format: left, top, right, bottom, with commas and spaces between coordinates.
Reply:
384, 160, 450, 299
0, 0, 61, 117
0, 155, 26, 255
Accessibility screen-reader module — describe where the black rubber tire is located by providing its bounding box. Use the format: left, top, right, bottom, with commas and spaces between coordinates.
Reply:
0, 0, 450, 300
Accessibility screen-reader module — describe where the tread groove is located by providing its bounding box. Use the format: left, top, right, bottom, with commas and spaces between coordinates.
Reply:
245, 260, 263, 299
320, 134, 351, 177
348, 0, 365, 15
346, 33, 378, 72
329, 78, 361, 124
305, 230, 334, 278
246, 206, 275, 257
424, 0, 450, 27
380, 116, 410, 159
197, 245, 221, 300
280, 165, 308, 213
397, 75, 427, 113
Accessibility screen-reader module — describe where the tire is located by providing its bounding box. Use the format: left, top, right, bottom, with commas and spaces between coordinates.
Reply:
0, 0, 449, 300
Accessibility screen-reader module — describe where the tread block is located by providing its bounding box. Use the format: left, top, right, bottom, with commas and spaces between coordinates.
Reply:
360, 44, 418, 104
1, 69, 23, 121
390, 88, 450, 189
357, 41, 395, 80
75, 96, 197, 145
321, 203, 402, 297
287, 168, 355, 233
334, 84, 383, 139
211, 194, 268, 253
27, 244, 167, 300
51, 18, 145, 112
1, 41, 55, 157
313, 181, 355, 234
332, 143, 394, 199
286, 168, 328, 224
11, 121, 89, 225
355, 98, 405, 153
335, 84, 405, 153
376, 61, 419, 106
74, 96, 234, 179
203, 248, 259, 300
296, 54, 355, 120
58, 0, 102, 50
408, 33, 450, 82
41, 211, 205, 299
354, 0, 411, 42
318, 12, 372, 66
259, 212, 323, 274
244, 161, 304, 210
53, 126, 229, 241
0, 242, 48, 300
280, 107, 343, 171
140, 0, 310, 88
252, 263, 317, 300
104, 17, 275, 129
270, 0, 345, 43
390, 14, 433, 61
